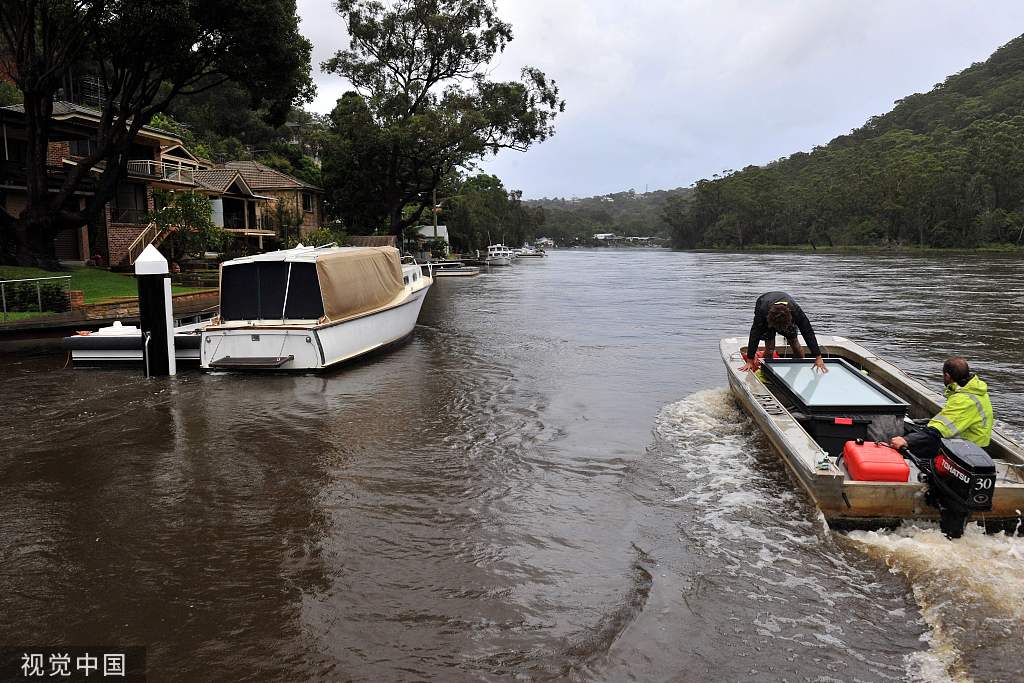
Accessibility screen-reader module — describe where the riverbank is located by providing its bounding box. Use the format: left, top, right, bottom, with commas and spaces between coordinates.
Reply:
0, 265, 207, 304
0, 288, 217, 354
681, 243, 1024, 255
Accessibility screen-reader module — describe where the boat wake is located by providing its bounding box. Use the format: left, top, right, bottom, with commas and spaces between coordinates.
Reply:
847, 524, 1024, 683
649, 389, 957, 683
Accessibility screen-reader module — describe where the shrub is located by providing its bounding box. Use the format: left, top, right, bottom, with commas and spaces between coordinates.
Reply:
1, 281, 68, 312
284, 227, 348, 249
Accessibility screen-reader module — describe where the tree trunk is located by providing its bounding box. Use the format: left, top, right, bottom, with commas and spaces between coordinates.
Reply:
388, 202, 403, 235
13, 207, 61, 268
11, 91, 63, 267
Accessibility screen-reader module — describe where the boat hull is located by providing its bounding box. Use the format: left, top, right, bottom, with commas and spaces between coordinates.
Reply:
432, 267, 479, 277
63, 322, 206, 367
721, 335, 1024, 531
202, 285, 430, 371
420, 262, 480, 277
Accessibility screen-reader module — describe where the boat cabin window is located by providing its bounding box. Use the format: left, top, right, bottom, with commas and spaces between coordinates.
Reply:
283, 263, 325, 319
221, 261, 324, 321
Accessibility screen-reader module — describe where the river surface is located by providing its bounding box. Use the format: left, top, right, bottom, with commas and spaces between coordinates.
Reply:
2, 249, 1024, 682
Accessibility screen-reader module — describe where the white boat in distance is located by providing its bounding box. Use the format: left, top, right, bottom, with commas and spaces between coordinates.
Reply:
422, 261, 481, 277
513, 246, 546, 258
201, 245, 431, 371
485, 244, 513, 266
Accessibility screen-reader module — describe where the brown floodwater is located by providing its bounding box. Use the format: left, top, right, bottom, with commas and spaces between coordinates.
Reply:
2, 249, 1023, 682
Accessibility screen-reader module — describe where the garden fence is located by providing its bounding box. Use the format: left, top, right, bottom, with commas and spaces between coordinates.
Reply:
0, 275, 73, 323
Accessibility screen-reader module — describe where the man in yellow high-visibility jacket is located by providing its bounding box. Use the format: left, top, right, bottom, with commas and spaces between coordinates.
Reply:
891, 356, 994, 457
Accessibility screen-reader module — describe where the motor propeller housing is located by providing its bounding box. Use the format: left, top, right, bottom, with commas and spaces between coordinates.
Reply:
922, 438, 996, 538
931, 438, 996, 513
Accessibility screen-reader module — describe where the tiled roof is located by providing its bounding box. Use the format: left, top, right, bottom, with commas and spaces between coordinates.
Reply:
3, 101, 89, 117
194, 169, 247, 194
221, 160, 323, 192
1, 100, 181, 139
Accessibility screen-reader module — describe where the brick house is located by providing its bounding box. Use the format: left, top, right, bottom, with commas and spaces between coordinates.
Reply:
219, 160, 324, 238
0, 101, 294, 267
193, 168, 276, 250
0, 101, 214, 268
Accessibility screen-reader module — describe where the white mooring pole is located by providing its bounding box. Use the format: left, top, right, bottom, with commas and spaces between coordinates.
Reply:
135, 245, 176, 377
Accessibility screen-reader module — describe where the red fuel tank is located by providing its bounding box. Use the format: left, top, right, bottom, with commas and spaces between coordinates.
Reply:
842, 440, 910, 482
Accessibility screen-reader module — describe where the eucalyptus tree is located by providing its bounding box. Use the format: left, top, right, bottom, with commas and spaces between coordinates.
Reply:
0, 0, 313, 266
440, 173, 541, 250
321, 0, 564, 234
663, 33, 1024, 250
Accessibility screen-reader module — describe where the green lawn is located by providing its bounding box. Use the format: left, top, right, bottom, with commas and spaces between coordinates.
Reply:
0, 310, 53, 322
0, 265, 210, 304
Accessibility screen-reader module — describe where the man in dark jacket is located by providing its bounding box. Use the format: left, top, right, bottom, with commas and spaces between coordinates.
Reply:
741, 291, 827, 373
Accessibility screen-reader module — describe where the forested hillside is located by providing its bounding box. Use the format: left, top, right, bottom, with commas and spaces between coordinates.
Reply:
667, 34, 1024, 249
527, 188, 690, 245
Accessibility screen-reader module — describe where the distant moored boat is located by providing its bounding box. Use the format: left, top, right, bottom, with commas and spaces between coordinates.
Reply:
484, 244, 513, 266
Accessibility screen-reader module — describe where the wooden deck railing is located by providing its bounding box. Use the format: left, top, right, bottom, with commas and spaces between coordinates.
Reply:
126, 160, 195, 185
126, 222, 170, 265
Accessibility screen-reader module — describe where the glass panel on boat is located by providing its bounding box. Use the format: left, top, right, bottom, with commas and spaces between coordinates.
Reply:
256, 262, 289, 319
761, 358, 909, 444
220, 262, 289, 321
283, 263, 324, 320
764, 359, 899, 407
220, 263, 259, 321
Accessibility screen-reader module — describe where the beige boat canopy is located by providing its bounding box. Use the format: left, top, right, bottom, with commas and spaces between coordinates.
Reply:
218, 246, 405, 322
316, 247, 404, 320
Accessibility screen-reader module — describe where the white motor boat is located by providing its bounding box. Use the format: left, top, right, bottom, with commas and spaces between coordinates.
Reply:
484, 244, 513, 266
431, 266, 479, 277
421, 261, 481, 277
513, 246, 546, 258
63, 319, 208, 367
200, 245, 431, 371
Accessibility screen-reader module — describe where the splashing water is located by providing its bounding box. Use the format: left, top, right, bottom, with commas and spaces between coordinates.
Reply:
656, 388, 1024, 682
848, 524, 1024, 682
647, 389, 947, 683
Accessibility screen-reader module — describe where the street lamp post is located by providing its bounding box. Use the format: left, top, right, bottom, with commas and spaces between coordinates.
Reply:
424, 189, 465, 255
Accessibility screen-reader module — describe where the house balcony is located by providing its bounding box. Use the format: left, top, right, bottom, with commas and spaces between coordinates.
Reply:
126, 160, 195, 186
0, 160, 97, 193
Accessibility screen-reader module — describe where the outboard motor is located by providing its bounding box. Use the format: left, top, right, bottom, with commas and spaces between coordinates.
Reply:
920, 438, 996, 538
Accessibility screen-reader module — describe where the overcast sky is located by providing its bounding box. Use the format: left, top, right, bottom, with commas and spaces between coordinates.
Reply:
297, 1, 1024, 199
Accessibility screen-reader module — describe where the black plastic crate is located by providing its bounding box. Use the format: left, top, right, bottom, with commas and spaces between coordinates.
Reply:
803, 416, 870, 457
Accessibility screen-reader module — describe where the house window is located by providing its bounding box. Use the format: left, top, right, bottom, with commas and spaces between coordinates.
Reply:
4, 139, 26, 163
114, 183, 147, 210
302, 192, 313, 213
111, 182, 148, 224
68, 138, 96, 158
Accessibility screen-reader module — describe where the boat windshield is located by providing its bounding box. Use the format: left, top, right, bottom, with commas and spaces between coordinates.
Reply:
221, 261, 324, 321
764, 359, 900, 408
